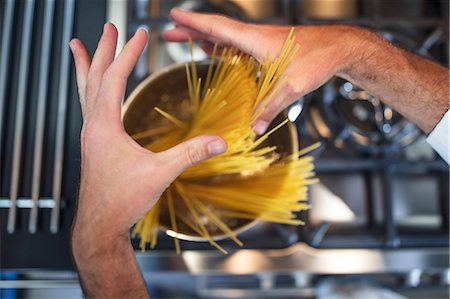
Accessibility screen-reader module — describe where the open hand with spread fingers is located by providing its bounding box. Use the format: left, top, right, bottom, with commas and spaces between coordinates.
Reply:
70, 23, 226, 299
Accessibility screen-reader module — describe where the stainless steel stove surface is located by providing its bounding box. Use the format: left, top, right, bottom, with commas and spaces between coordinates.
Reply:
123, 0, 449, 298
125, 0, 449, 251
0, 0, 448, 298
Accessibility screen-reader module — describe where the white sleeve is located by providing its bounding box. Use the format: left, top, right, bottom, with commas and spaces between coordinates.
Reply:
426, 110, 449, 164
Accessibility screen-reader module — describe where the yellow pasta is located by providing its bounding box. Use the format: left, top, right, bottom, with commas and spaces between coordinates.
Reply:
132, 28, 318, 252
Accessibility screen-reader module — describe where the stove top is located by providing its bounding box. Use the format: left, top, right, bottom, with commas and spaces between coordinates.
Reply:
124, 0, 449, 254
0, 0, 447, 275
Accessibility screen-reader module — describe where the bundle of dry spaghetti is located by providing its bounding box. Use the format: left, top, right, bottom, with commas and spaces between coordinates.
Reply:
131, 29, 318, 253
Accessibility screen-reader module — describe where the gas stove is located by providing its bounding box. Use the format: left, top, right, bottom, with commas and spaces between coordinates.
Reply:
124, 1, 449, 297
123, 0, 449, 251
0, 0, 448, 298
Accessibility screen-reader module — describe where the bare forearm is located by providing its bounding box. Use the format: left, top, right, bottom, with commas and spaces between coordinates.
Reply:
72, 225, 150, 299
338, 28, 449, 133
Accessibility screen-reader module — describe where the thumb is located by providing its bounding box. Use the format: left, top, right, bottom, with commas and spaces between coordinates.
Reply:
158, 135, 227, 175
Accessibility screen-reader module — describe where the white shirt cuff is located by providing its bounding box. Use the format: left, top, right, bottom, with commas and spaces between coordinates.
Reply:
426, 110, 449, 164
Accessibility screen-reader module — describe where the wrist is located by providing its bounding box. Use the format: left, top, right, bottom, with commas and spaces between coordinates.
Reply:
71, 223, 144, 298
335, 26, 378, 79
71, 218, 131, 264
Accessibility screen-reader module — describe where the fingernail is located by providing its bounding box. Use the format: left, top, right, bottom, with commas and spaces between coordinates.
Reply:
207, 138, 227, 156
137, 26, 149, 34
171, 8, 189, 15
69, 40, 74, 52
253, 120, 269, 135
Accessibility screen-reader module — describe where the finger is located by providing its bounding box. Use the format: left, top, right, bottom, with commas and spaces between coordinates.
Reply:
162, 26, 209, 42
95, 28, 148, 121
163, 26, 228, 47
86, 23, 118, 101
158, 135, 227, 176
169, 8, 262, 59
163, 26, 227, 56
200, 42, 226, 56
252, 82, 295, 135
69, 38, 91, 113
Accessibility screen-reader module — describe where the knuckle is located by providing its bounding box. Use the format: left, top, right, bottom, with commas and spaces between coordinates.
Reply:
285, 80, 302, 99
184, 143, 206, 167
211, 14, 226, 25
261, 102, 278, 120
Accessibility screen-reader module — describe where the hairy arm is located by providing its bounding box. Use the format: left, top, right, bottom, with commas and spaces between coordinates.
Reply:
72, 226, 149, 298
338, 30, 449, 133
164, 9, 449, 134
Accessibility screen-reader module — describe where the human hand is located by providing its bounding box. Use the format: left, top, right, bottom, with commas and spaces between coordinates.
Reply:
163, 9, 360, 134
70, 23, 226, 297
71, 23, 226, 241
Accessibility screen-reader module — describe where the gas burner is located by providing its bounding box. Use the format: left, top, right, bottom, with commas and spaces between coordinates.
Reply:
337, 81, 408, 136
309, 77, 421, 153
305, 30, 444, 154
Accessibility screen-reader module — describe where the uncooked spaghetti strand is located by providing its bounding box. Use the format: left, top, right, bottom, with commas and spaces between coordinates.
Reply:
176, 211, 229, 254
194, 77, 202, 112
166, 188, 181, 254
131, 125, 174, 140
211, 51, 236, 89
272, 28, 294, 77
203, 43, 218, 97
282, 143, 321, 161
257, 60, 276, 103
258, 50, 271, 89
136, 200, 160, 250
176, 212, 204, 236
183, 185, 300, 213
256, 29, 298, 104
150, 199, 161, 249
186, 176, 312, 201
192, 101, 228, 129
245, 119, 289, 152
198, 204, 244, 247
278, 43, 300, 77
188, 39, 198, 97
174, 182, 228, 254
172, 208, 229, 254
219, 210, 305, 225
184, 189, 243, 247
195, 89, 222, 119
270, 28, 296, 80
154, 107, 187, 129
144, 129, 184, 152
210, 48, 229, 88
185, 64, 195, 107
252, 76, 288, 122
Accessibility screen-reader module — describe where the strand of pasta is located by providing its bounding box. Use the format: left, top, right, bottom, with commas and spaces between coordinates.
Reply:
154, 107, 187, 129
203, 43, 218, 97
131, 125, 174, 140
166, 188, 181, 254
182, 187, 243, 247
